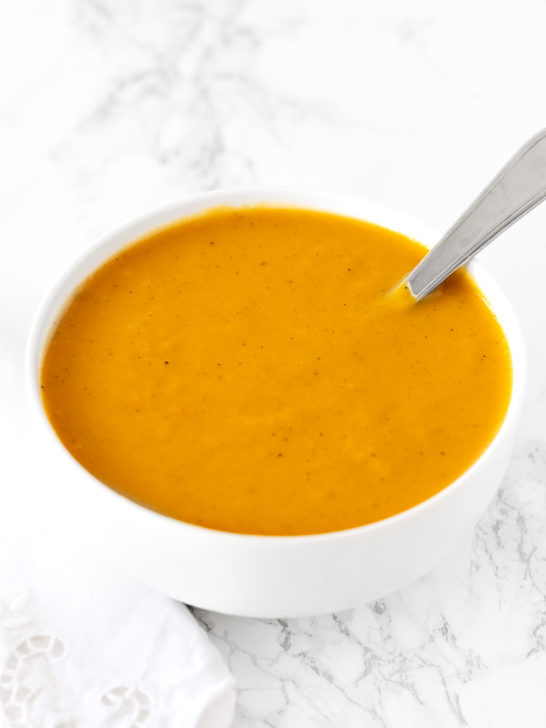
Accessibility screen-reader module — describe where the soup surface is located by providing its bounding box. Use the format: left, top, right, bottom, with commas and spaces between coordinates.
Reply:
41, 206, 512, 535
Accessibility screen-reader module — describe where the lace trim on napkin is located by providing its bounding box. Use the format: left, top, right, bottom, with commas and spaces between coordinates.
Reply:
0, 585, 153, 728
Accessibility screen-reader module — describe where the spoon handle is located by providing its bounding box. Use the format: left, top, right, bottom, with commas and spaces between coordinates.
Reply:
406, 128, 546, 300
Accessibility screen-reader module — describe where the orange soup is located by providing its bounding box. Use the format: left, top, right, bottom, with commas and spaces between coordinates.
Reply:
41, 207, 512, 535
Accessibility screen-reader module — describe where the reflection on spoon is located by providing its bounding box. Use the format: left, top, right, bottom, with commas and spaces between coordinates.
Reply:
402, 128, 546, 302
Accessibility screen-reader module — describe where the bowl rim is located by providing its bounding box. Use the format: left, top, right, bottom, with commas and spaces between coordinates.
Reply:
25, 186, 527, 544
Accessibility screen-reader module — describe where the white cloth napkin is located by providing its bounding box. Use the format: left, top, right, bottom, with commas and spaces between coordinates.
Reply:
0, 332, 236, 727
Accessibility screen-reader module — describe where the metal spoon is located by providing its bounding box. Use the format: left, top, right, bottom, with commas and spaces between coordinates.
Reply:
404, 128, 546, 301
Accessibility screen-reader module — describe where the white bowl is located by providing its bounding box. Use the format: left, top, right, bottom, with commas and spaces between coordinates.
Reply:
26, 189, 526, 618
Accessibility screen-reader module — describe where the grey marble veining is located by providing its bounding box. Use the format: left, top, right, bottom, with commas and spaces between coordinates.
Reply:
192, 438, 546, 726
2, 0, 546, 725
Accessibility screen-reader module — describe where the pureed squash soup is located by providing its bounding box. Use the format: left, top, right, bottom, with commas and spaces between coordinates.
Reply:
41, 206, 512, 536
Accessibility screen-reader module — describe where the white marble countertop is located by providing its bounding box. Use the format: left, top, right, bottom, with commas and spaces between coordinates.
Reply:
2, 1, 546, 725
